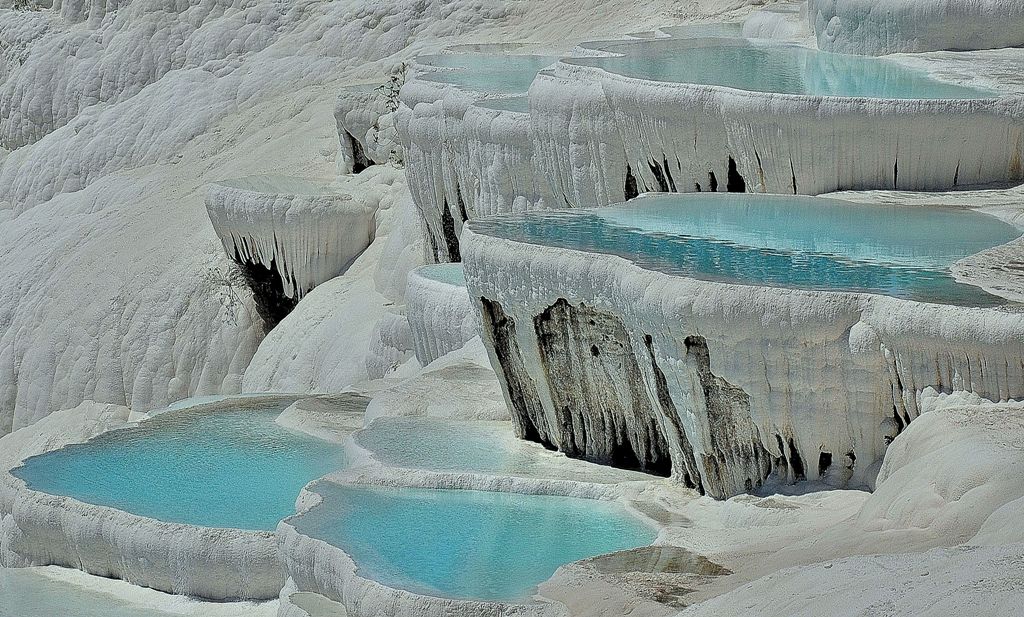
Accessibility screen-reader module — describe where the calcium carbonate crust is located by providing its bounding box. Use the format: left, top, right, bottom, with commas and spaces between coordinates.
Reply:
398, 57, 556, 262
460, 226, 1024, 499
401, 39, 1023, 263
405, 266, 477, 365
205, 176, 377, 300
808, 0, 1024, 55
548, 58, 1023, 200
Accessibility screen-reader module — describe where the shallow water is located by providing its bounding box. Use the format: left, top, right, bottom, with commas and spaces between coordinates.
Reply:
414, 263, 466, 286
0, 568, 177, 617
469, 193, 1021, 306
417, 54, 557, 94
356, 417, 541, 473
571, 39, 995, 99
293, 484, 656, 602
13, 400, 347, 530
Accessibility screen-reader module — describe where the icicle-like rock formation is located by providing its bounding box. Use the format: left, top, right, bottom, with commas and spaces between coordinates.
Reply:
400, 35, 1024, 264
405, 264, 477, 366
397, 48, 560, 262
205, 175, 377, 305
809, 0, 1024, 56
461, 200, 1024, 499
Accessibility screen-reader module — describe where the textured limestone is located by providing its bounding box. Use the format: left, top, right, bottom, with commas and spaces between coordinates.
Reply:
397, 50, 560, 262
550, 57, 1024, 200
205, 175, 377, 301
462, 224, 1024, 498
405, 266, 477, 366
809, 0, 1024, 55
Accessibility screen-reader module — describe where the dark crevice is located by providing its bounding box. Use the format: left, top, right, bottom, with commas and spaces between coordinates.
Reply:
533, 299, 672, 476
439, 199, 462, 262
953, 161, 961, 187
893, 158, 899, 189
649, 160, 670, 193
346, 131, 371, 174
232, 253, 299, 331
479, 298, 551, 447
455, 184, 469, 222
892, 405, 905, 433
708, 171, 719, 192
663, 157, 677, 192
683, 335, 772, 497
818, 452, 832, 478
787, 437, 806, 481
624, 164, 639, 200
726, 157, 746, 193
790, 159, 797, 194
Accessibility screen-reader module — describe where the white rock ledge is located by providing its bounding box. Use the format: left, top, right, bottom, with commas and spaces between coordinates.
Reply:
460, 224, 1024, 499
397, 47, 561, 262
406, 265, 478, 366
809, 0, 1024, 55
400, 39, 1024, 262
548, 55, 1024, 200
205, 175, 377, 299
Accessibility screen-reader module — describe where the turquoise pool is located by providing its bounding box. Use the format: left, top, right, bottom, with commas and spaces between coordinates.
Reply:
569, 39, 995, 99
292, 484, 655, 602
12, 398, 348, 531
416, 53, 557, 95
415, 263, 466, 286
468, 193, 1021, 306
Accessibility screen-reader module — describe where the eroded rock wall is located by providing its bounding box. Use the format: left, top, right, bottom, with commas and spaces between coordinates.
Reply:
463, 228, 1024, 498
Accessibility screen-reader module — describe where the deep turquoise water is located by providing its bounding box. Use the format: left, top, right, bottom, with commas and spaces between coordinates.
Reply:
417, 54, 557, 94
571, 39, 995, 99
468, 194, 1021, 306
292, 484, 655, 602
415, 263, 466, 286
12, 400, 347, 531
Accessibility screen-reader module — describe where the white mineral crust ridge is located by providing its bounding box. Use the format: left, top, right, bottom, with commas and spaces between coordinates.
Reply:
461, 223, 1024, 499
809, 0, 1024, 56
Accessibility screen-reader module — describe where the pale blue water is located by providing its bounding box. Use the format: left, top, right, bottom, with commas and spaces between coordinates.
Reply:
12, 399, 348, 530
356, 417, 537, 474
417, 54, 556, 94
570, 39, 995, 99
292, 484, 656, 602
468, 193, 1021, 307
658, 22, 744, 39
0, 568, 181, 617
416, 263, 466, 286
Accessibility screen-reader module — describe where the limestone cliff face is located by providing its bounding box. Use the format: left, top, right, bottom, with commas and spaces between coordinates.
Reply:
463, 227, 1024, 499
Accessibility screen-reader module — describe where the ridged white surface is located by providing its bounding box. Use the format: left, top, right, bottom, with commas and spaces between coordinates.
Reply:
462, 225, 1024, 497
809, 0, 1024, 55
405, 268, 477, 366
206, 175, 377, 299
